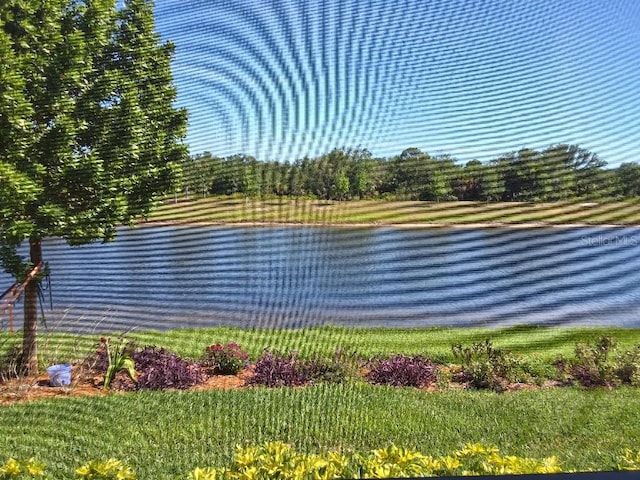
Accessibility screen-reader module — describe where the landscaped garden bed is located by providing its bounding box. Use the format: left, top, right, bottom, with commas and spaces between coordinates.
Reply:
2, 327, 640, 478
2, 334, 639, 404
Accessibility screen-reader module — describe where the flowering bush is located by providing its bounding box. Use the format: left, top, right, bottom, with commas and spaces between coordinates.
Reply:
202, 343, 248, 375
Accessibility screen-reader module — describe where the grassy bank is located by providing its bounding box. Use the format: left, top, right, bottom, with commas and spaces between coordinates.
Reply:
4, 325, 640, 368
149, 198, 640, 225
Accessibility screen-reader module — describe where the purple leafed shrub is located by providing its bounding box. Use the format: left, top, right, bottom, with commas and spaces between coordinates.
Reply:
132, 346, 204, 390
366, 354, 438, 387
250, 350, 353, 387
250, 351, 310, 387
93, 343, 204, 390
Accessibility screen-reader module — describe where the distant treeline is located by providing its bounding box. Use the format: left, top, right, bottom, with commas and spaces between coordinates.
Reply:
178, 145, 640, 202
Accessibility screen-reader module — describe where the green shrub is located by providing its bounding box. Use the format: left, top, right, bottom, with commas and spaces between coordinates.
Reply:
618, 448, 640, 470
185, 441, 563, 478
553, 338, 640, 387
304, 355, 355, 385
9, 446, 640, 478
570, 336, 620, 387
451, 340, 524, 391
512, 354, 556, 386
552, 354, 573, 385
615, 345, 640, 386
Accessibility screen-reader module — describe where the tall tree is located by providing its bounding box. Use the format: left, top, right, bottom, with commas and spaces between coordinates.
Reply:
288, 158, 306, 197
539, 144, 575, 200
386, 148, 432, 199
570, 145, 608, 198
479, 161, 505, 202
183, 152, 217, 199
455, 160, 483, 200
0, 0, 187, 373
616, 162, 640, 198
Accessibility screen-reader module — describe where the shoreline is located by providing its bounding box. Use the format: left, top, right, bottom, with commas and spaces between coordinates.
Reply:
145, 199, 640, 229
139, 219, 640, 229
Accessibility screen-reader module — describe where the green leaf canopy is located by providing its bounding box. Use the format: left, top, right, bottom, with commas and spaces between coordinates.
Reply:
0, 0, 188, 279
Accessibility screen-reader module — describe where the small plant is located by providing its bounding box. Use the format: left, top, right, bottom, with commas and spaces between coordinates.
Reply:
513, 354, 556, 386
132, 346, 204, 391
99, 337, 137, 390
0, 340, 22, 383
452, 442, 561, 475
617, 448, 640, 470
552, 354, 573, 385
615, 344, 640, 386
186, 467, 218, 480
250, 350, 353, 387
366, 354, 438, 387
570, 336, 619, 387
76, 459, 136, 480
451, 339, 518, 391
250, 350, 309, 387
0, 458, 46, 479
95, 342, 204, 391
202, 343, 248, 375
298, 357, 351, 385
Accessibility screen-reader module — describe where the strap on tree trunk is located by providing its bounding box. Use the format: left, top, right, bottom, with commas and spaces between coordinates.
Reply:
0, 262, 43, 332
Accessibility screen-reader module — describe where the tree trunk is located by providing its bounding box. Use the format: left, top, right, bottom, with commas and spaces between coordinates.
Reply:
22, 237, 42, 375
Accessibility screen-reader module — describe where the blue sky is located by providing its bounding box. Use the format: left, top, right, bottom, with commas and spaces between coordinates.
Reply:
154, 0, 640, 167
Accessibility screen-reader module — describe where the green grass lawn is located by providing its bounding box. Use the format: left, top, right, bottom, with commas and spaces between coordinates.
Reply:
0, 385, 638, 479
2, 326, 640, 478
148, 198, 640, 225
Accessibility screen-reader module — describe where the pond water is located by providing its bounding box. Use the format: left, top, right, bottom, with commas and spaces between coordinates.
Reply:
2, 225, 640, 332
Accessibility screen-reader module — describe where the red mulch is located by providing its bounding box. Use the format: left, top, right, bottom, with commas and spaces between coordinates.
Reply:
0, 364, 255, 405
0, 364, 560, 406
